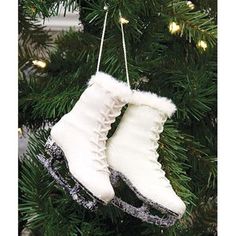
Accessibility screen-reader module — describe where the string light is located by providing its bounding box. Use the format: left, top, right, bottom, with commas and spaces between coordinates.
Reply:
18, 128, 23, 136
169, 22, 181, 34
32, 60, 47, 68
187, 1, 195, 10
197, 40, 208, 51
31, 7, 36, 13
119, 17, 129, 24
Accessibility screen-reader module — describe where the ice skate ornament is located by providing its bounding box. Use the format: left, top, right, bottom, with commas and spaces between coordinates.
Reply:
37, 136, 178, 227
107, 91, 186, 223
36, 6, 184, 227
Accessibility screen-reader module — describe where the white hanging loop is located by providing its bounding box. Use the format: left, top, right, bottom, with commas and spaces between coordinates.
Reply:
96, 4, 109, 72
119, 11, 130, 88
96, 6, 131, 89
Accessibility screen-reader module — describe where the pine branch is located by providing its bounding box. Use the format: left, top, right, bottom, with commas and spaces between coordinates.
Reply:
20, 0, 78, 19
187, 197, 217, 235
163, 1, 217, 47
19, 2, 53, 77
19, 74, 86, 128
159, 122, 196, 207
82, 0, 216, 47
142, 58, 216, 122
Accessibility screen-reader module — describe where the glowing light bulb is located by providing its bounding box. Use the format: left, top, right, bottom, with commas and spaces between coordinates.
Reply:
31, 7, 36, 13
169, 22, 181, 34
187, 1, 195, 10
119, 17, 129, 24
197, 40, 208, 51
18, 128, 23, 136
32, 60, 47, 68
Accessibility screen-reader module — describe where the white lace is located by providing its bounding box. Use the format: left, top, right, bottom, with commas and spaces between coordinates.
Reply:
149, 113, 170, 186
91, 97, 126, 174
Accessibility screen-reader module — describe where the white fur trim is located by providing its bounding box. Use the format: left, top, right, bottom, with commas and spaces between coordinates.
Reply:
130, 90, 177, 117
88, 72, 131, 101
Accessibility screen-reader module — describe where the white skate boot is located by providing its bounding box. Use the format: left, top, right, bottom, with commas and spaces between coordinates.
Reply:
40, 72, 131, 208
107, 90, 186, 225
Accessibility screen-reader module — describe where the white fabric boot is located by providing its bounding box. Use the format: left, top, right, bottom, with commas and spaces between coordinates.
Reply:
106, 90, 186, 217
50, 72, 131, 204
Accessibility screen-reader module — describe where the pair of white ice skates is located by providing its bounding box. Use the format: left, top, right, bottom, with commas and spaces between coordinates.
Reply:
39, 71, 186, 227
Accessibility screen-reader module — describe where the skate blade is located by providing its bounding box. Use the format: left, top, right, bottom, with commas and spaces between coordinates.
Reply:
36, 136, 105, 211
109, 168, 179, 227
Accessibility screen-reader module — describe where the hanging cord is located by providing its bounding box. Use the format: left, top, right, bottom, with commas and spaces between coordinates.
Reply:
96, 4, 109, 72
96, 6, 131, 88
119, 11, 130, 88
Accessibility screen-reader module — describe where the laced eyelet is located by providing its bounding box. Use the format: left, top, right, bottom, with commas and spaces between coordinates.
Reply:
90, 96, 124, 173
148, 118, 171, 186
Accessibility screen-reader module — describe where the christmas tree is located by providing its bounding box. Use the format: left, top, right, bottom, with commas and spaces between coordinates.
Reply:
19, 0, 217, 235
